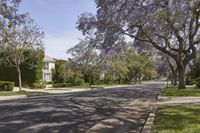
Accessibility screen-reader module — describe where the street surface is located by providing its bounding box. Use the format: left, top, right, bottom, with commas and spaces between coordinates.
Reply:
0, 83, 165, 133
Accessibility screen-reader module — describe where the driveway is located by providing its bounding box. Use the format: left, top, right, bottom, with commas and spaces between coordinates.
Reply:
0, 83, 165, 133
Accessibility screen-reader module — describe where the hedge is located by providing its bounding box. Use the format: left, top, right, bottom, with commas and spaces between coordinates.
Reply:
186, 75, 196, 85
0, 49, 44, 87
31, 81, 46, 89
52, 83, 71, 88
0, 81, 14, 91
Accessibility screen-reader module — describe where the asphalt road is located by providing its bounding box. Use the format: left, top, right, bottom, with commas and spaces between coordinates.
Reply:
0, 83, 165, 133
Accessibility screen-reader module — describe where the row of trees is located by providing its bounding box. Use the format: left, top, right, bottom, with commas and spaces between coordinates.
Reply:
75, 0, 200, 89
0, 0, 44, 91
53, 40, 157, 87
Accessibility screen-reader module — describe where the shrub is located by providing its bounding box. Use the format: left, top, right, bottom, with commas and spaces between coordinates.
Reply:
0, 49, 44, 86
72, 77, 84, 86
103, 74, 113, 85
186, 76, 196, 85
52, 83, 71, 88
0, 81, 14, 91
196, 78, 200, 88
31, 81, 46, 89
46, 81, 53, 84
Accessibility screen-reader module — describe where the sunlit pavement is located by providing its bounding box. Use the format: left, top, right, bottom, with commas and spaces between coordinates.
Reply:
0, 83, 165, 133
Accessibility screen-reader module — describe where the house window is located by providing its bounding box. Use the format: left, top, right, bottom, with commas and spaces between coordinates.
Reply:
44, 62, 49, 70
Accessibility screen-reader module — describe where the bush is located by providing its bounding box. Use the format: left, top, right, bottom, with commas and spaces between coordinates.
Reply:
186, 76, 196, 85
52, 83, 71, 88
31, 81, 46, 89
46, 81, 53, 84
0, 81, 14, 91
102, 74, 113, 85
0, 49, 44, 86
72, 77, 84, 86
196, 78, 200, 88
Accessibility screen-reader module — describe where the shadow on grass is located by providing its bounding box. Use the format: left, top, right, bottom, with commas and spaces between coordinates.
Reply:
0, 84, 163, 133
162, 86, 200, 96
152, 105, 200, 133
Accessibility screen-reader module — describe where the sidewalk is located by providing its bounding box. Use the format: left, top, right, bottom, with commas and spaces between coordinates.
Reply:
0, 95, 27, 101
13, 86, 88, 94
157, 96, 200, 105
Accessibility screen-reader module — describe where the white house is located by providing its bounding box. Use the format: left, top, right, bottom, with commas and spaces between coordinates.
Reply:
43, 55, 56, 82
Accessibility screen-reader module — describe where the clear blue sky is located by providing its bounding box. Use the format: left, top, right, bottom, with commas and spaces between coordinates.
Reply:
19, 0, 97, 59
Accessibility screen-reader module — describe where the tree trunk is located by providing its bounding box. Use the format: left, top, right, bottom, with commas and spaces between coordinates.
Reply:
166, 77, 169, 88
119, 76, 122, 84
138, 73, 142, 84
128, 72, 132, 84
177, 65, 186, 89
134, 75, 137, 84
88, 75, 91, 87
166, 56, 177, 86
172, 70, 177, 86
17, 65, 22, 91
169, 73, 173, 85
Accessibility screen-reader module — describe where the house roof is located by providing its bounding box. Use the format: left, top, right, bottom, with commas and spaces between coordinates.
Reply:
44, 55, 56, 62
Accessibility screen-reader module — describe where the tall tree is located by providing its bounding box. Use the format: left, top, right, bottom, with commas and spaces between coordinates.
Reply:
166, 56, 177, 86
0, 0, 22, 45
52, 60, 68, 83
1, 15, 44, 91
78, 0, 200, 89
67, 37, 101, 87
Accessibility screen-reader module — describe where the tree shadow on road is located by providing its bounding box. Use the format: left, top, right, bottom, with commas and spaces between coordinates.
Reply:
0, 85, 162, 133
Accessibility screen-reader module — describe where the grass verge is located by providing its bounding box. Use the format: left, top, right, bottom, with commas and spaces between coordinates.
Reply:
0, 91, 47, 96
152, 105, 200, 133
162, 85, 200, 96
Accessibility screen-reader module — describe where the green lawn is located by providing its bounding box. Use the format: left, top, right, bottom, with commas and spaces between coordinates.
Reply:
0, 91, 47, 96
162, 85, 200, 96
152, 105, 200, 133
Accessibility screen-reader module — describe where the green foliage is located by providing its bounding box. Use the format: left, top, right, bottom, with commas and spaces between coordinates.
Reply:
186, 75, 196, 85
0, 81, 15, 91
59, 47, 157, 86
187, 57, 200, 86
102, 73, 114, 84
90, 72, 101, 85
67, 71, 84, 86
31, 80, 46, 89
105, 47, 157, 84
143, 63, 157, 80
52, 60, 68, 83
190, 58, 200, 79
107, 56, 128, 83
52, 83, 71, 88
52, 60, 85, 86
0, 49, 44, 87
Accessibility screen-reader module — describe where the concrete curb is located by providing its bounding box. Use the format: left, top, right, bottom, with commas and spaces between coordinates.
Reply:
0, 93, 49, 101
140, 86, 165, 133
140, 105, 157, 133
